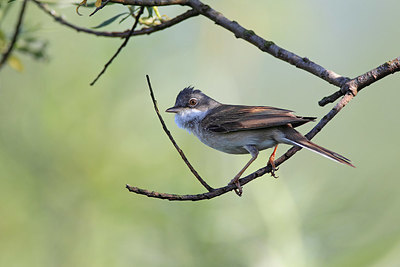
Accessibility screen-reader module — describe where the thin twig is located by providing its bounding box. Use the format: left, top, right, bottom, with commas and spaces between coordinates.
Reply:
318, 56, 400, 106
146, 75, 214, 192
90, 0, 112, 16
127, 57, 397, 201
90, 7, 145, 86
32, 0, 198, 38
0, 0, 28, 71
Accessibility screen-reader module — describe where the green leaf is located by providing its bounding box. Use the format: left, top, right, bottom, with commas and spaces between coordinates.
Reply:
92, 12, 129, 29
0, 29, 5, 41
119, 13, 131, 24
146, 7, 153, 17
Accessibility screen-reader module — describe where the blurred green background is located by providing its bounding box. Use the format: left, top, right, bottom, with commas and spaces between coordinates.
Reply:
1, 1, 400, 266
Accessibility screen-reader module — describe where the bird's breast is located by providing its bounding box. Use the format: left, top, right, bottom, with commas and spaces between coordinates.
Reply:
193, 128, 281, 154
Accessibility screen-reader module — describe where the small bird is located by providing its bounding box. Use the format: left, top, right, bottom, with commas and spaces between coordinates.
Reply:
166, 87, 354, 196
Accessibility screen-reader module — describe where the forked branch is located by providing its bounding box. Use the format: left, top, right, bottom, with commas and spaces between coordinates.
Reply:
126, 58, 400, 200
319, 57, 400, 106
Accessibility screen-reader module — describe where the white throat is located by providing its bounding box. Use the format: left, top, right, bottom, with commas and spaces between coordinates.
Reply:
175, 108, 208, 133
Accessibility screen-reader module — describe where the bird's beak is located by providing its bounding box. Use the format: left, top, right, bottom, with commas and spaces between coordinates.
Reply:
165, 106, 182, 113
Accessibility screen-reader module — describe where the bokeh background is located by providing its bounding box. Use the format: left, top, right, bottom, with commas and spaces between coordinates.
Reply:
1, 1, 400, 266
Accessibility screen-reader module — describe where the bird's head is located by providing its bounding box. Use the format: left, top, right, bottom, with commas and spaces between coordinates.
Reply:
166, 87, 220, 130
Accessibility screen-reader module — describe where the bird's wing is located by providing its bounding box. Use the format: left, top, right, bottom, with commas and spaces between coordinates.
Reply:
201, 105, 316, 133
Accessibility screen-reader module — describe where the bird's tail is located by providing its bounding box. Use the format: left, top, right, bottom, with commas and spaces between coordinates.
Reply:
282, 128, 355, 168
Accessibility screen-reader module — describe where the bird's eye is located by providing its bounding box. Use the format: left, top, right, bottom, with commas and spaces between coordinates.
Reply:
188, 98, 198, 107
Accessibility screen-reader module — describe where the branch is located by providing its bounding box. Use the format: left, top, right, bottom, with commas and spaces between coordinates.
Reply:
186, 0, 350, 87
0, 0, 28, 71
33, 0, 353, 90
127, 57, 396, 201
146, 75, 214, 192
32, 0, 198, 38
90, 7, 145, 86
124, 9, 199, 37
110, 0, 188, 6
319, 56, 400, 106
31, 0, 356, 91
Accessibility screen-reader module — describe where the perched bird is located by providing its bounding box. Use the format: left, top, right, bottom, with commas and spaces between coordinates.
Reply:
166, 87, 354, 196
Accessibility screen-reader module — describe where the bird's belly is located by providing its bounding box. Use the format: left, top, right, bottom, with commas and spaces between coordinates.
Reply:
194, 129, 279, 154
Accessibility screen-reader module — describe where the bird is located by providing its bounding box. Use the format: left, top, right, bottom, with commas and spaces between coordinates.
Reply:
166, 87, 354, 196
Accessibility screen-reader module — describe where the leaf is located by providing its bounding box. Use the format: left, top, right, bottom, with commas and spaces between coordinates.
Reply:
119, 13, 131, 24
0, 29, 5, 41
92, 12, 129, 29
95, 0, 102, 8
8, 55, 23, 72
76, 0, 87, 16
146, 7, 153, 17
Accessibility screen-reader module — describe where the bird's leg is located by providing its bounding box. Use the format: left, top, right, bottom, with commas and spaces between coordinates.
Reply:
268, 145, 279, 178
229, 145, 259, 196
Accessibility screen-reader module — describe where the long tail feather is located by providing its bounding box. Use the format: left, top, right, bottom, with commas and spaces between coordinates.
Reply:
282, 128, 355, 168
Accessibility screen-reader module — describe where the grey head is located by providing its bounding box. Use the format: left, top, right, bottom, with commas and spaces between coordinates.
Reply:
166, 87, 221, 114
166, 87, 221, 131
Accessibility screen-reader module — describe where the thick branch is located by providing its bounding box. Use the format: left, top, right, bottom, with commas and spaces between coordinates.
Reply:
319, 56, 400, 106
187, 0, 349, 87
0, 0, 28, 71
34, 0, 353, 89
32, 0, 198, 38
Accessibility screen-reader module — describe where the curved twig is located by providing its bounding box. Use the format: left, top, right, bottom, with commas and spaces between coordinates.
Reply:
32, 0, 198, 38
0, 0, 28, 71
146, 75, 214, 192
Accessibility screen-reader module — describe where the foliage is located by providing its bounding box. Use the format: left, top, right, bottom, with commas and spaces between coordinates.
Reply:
0, 1, 47, 72
76, 1, 169, 28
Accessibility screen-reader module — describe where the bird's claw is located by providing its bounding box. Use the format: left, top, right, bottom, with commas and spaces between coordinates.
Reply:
270, 166, 279, 178
229, 177, 243, 196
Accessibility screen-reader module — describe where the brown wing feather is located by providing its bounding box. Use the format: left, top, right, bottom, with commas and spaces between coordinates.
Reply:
202, 105, 315, 133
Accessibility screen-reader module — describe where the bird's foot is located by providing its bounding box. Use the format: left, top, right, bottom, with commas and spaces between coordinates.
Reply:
270, 166, 279, 178
229, 176, 243, 196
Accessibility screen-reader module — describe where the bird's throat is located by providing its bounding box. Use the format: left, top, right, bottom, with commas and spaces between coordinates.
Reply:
175, 109, 208, 132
